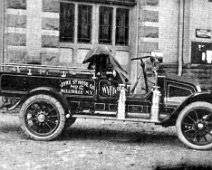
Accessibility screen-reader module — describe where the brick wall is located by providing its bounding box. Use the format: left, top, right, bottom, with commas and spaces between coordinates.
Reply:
161, 64, 212, 90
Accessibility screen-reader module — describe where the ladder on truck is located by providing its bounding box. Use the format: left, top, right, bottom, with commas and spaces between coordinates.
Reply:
0, 63, 94, 77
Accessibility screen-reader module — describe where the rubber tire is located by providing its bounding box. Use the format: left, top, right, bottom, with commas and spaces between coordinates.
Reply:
19, 94, 66, 141
176, 101, 212, 150
64, 118, 76, 129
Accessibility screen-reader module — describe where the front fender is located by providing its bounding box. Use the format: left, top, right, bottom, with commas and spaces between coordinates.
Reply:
162, 91, 212, 127
15, 87, 70, 114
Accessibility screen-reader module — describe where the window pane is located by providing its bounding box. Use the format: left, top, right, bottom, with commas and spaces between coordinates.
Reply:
99, 7, 113, 44
116, 8, 129, 46
60, 3, 75, 42
167, 85, 193, 104
78, 5, 92, 43
169, 85, 191, 97
191, 42, 212, 64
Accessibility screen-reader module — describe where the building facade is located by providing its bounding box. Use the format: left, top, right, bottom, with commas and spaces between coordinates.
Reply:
1, 0, 212, 91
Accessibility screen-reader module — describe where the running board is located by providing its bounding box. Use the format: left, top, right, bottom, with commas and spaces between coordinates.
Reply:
72, 114, 163, 123
127, 112, 167, 120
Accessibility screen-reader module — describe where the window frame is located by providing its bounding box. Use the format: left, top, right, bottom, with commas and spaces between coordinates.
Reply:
59, 2, 75, 43
115, 8, 129, 46
99, 6, 113, 44
59, 2, 131, 47
191, 42, 212, 64
165, 83, 194, 105
77, 4, 92, 43
168, 84, 192, 98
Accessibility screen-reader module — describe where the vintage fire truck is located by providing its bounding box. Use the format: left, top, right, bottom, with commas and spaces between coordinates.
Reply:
0, 46, 212, 150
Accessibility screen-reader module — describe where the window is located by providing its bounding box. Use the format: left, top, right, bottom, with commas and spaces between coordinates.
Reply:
59, 3, 130, 46
78, 5, 92, 43
60, 3, 92, 43
60, 3, 75, 42
99, 7, 113, 44
166, 84, 193, 104
116, 8, 129, 45
168, 85, 192, 97
191, 42, 212, 64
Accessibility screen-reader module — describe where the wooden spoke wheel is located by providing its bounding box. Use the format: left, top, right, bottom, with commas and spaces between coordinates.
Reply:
19, 94, 66, 141
176, 102, 212, 150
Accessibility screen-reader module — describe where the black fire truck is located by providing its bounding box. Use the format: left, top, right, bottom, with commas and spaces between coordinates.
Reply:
0, 46, 212, 150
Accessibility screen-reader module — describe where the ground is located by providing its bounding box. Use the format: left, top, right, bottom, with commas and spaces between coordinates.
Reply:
0, 111, 212, 170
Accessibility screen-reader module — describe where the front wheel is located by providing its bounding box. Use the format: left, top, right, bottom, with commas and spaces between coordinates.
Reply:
19, 94, 66, 141
176, 102, 212, 150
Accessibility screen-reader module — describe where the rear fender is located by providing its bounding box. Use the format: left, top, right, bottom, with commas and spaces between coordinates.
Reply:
17, 87, 70, 114
162, 91, 212, 127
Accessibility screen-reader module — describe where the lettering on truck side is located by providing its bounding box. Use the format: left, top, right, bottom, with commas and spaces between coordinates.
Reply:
60, 79, 94, 96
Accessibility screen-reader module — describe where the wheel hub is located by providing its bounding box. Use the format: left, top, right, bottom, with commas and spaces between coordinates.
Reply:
197, 123, 204, 130
37, 111, 46, 123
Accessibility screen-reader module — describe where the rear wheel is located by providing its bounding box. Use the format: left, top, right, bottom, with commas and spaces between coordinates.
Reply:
19, 94, 66, 141
176, 102, 212, 150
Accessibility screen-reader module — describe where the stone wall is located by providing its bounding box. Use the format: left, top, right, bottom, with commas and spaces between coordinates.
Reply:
7, 0, 26, 9
137, 0, 159, 58
5, 0, 27, 63
4, 0, 63, 65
